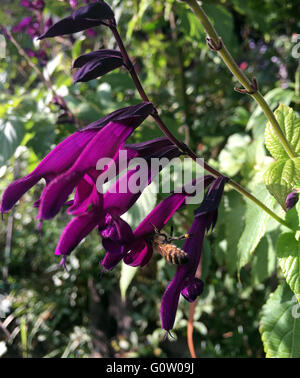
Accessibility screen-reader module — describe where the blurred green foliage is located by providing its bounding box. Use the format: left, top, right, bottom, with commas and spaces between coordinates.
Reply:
0, 0, 300, 358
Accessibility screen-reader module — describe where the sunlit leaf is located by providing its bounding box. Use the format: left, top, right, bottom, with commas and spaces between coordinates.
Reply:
260, 282, 300, 358
277, 232, 300, 296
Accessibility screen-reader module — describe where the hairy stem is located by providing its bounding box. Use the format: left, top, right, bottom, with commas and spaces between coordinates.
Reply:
109, 24, 292, 230
183, 0, 296, 160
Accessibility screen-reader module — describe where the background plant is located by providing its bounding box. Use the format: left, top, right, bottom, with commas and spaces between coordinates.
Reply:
0, 0, 300, 358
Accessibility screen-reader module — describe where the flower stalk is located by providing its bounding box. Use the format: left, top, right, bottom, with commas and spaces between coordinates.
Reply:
182, 0, 297, 160
108, 20, 292, 230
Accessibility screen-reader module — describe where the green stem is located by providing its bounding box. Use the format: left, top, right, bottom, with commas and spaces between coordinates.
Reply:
183, 0, 297, 160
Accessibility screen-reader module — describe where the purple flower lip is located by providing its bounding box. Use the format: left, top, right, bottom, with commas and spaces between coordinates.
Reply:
72, 49, 124, 83
38, 1, 115, 40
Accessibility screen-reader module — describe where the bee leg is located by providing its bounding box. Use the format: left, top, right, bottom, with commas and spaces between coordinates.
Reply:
150, 223, 159, 233
169, 233, 193, 241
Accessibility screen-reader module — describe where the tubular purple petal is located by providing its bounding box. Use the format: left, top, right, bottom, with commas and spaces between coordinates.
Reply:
39, 119, 147, 220
0, 130, 97, 214
54, 210, 102, 257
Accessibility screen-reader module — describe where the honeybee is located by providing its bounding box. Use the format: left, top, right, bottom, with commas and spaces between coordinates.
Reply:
151, 225, 192, 265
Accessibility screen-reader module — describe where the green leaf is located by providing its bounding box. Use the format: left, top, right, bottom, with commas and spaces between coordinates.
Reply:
120, 263, 138, 302
218, 133, 251, 176
237, 184, 275, 271
126, 0, 151, 39
224, 191, 246, 274
285, 205, 300, 231
277, 233, 300, 296
247, 89, 294, 138
25, 115, 56, 158
259, 282, 300, 358
265, 104, 300, 160
201, 238, 211, 281
264, 157, 300, 210
0, 117, 25, 167
251, 234, 276, 285
202, 2, 237, 48
121, 181, 157, 229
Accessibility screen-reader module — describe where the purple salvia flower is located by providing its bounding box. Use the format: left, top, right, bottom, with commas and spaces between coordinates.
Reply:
286, 190, 299, 211
53, 140, 181, 259
1, 103, 153, 217
160, 176, 228, 332
72, 49, 124, 83
38, 102, 154, 220
38, 1, 115, 40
